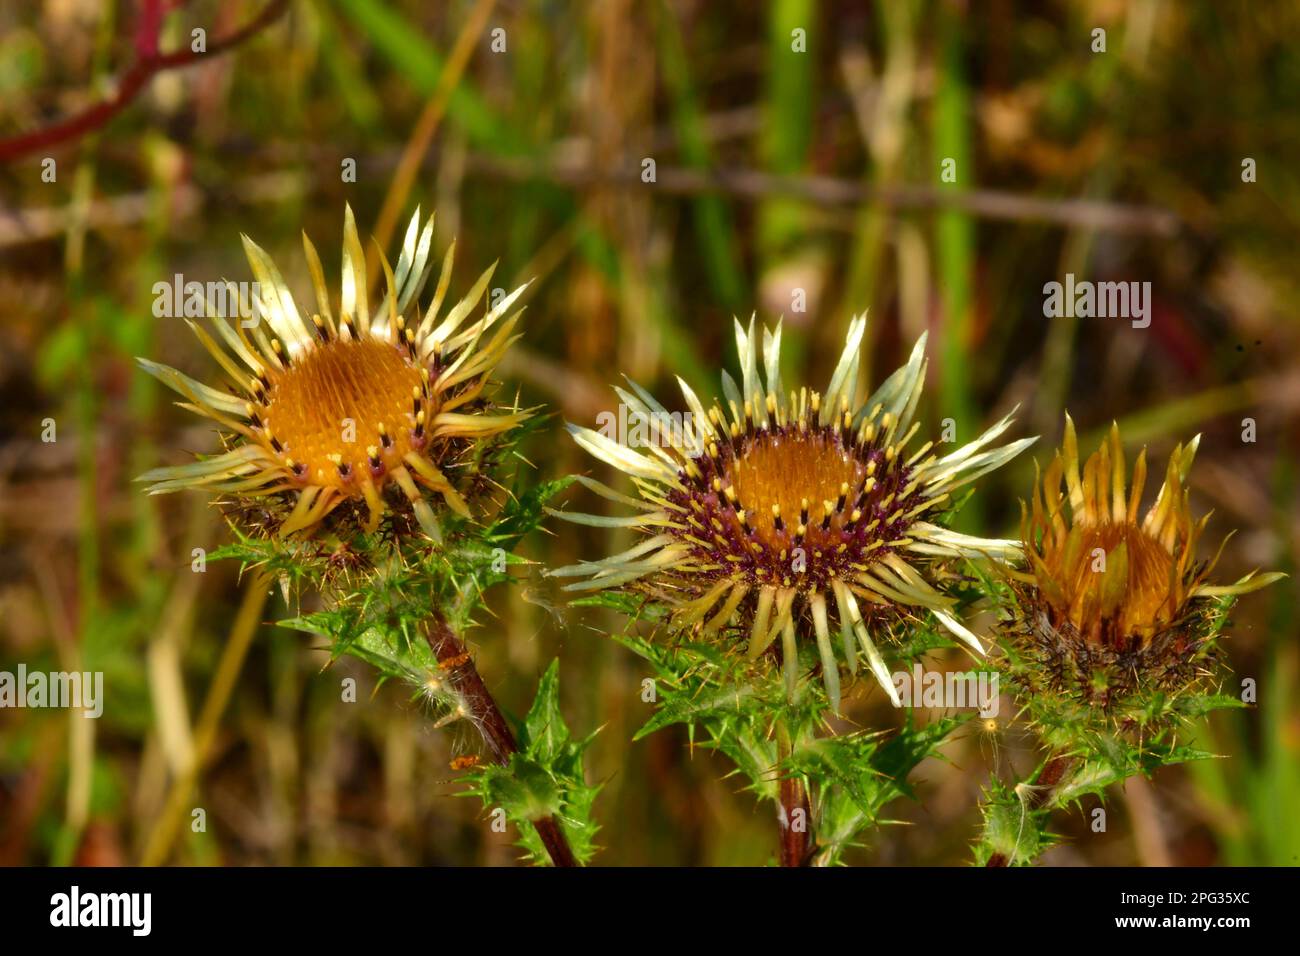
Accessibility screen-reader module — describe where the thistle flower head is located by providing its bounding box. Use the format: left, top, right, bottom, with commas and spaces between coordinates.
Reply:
138, 206, 529, 541
551, 316, 1036, 710
1011, 414, 1282, 710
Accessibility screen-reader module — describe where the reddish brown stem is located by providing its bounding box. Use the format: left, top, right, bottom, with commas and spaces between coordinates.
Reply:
0, 0, 291, 162
424, 613, 578, 868
778, 774, 812, 867
1032, 753, 1074, 807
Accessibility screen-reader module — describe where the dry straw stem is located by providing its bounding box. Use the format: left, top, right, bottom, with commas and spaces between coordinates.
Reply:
368, 0, 498, 276
470, 155, 1181, 237
140, 571, 271, 866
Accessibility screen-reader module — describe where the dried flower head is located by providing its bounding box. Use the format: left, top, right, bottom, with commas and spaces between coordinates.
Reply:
139, 206, 528, 541
551, 317, 1036, 710
1010, 415, 1282, 709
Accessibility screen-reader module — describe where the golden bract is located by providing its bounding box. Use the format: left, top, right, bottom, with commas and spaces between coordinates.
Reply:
1015, 415, 1282, 703
139, 206, 529, 540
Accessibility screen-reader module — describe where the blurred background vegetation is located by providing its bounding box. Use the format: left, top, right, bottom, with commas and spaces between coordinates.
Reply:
0, 0, 1297, 866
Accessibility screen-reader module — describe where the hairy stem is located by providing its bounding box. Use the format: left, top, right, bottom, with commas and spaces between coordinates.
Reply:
423, 613, 578, 868
1033, 752, 1074, 800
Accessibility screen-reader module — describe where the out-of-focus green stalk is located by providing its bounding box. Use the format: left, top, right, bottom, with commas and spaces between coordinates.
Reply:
1035, 1, 1145, 435
333, 0, 514, 150
48, 1, 118, 868
842, 0, 916, 374
1187, 452, 1299, 865
758, 0, 814, 372
313, 0, 384, 129
654, 0, 746, 312
933, 1, 978, 530
758, 0, 814, 254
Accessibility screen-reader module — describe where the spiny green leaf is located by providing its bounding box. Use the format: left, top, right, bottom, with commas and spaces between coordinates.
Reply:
487, 474, 576, 551
1174, 692, 1249, 718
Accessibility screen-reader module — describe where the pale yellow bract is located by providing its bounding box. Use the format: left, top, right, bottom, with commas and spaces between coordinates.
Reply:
138, 206, 529, 540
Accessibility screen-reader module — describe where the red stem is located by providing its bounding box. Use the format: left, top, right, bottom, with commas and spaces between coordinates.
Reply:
778, 774, 812, 867
424, 614, 578, 868
0, 0, 292, 162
